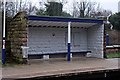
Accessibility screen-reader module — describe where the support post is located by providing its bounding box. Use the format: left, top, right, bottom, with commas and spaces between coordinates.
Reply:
2, 0, 6, 64
67, 22, 71, 61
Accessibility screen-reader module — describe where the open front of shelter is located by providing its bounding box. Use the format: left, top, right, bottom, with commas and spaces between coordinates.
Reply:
27, 15, 105, 60
7, 12, 105, 62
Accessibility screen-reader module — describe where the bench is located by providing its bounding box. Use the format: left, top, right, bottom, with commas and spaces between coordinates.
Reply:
28, 51, 91, 59
21, 46, 91, 59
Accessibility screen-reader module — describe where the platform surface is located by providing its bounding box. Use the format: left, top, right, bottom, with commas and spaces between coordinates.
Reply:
2, 57, 120, 79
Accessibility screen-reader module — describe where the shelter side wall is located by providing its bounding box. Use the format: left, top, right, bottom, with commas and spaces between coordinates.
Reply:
28, 27, 87, 54
87, 25, 104, 58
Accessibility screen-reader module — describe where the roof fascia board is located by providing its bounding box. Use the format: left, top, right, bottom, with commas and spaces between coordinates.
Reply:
28, 16, 103, 24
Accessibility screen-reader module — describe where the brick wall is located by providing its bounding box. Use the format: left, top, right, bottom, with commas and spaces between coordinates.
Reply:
7, 12, 28, 62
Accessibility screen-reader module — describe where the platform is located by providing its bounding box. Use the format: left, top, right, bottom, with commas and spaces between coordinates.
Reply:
2, 57, 120, 79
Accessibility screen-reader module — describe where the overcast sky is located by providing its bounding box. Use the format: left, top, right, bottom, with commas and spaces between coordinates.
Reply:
6, 0, 120, 13
30, 0, 120, 13
92, 0, 119, 13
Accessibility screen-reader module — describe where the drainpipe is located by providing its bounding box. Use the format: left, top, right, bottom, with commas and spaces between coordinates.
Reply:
67, 22, 71, 61
106, 34, 109, 46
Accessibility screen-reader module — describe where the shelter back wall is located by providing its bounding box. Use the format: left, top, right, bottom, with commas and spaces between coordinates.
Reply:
28, 27, 87, 54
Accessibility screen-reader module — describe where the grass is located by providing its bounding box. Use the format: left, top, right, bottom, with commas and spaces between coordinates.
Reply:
0, 60, 1, 67
107, 52, 120, 58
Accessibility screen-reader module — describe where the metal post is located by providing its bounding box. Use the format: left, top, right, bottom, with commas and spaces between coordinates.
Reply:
2, 0, 6, 64
67, 22, 71, 61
